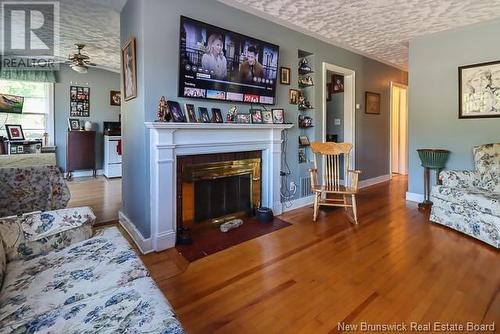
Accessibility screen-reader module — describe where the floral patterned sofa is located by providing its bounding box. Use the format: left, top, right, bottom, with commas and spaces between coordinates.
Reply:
430, 143, 499, 248
0, 207, 185, 333
0, 165, 70, 217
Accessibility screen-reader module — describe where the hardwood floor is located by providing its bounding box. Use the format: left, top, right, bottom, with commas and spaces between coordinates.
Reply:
67, 176, 121, 223
140, 176, 499, 333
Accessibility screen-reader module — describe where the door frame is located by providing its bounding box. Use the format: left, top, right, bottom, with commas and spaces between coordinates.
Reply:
321, 62, 356, 168
389, 81, 409, 177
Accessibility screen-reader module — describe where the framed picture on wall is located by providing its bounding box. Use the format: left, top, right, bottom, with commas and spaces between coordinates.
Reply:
365, 91, 381, 114
459, 60, 500, 118
70, 86, 90, 117
289, 89, 300, 104
122, 37, 137, 101
332, 74, 344, 93
280, 67, 291, 85
110, 90, 121, 106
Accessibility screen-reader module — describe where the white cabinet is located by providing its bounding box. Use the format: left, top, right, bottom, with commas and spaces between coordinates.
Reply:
103, 135, 122, 178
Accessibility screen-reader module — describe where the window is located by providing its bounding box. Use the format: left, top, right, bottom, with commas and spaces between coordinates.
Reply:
0, 80, 54, 144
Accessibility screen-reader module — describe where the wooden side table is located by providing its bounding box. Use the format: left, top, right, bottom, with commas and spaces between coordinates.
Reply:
66, 131, 96, 180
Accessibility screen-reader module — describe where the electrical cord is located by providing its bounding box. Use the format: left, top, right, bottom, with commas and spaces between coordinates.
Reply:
280, 128, 296, 208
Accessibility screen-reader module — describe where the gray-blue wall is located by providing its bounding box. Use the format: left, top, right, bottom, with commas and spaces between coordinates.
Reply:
55, 65, 120, 170
120, 0, 407, 238
408, 19, 500, 195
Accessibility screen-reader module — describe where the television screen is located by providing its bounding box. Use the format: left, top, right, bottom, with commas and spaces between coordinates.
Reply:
178, 16, 279, 105
0, 94, 24, 113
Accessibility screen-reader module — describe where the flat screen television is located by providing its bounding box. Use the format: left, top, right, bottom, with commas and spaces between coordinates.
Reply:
178, 16, 279, 105
0, 93, 24, 113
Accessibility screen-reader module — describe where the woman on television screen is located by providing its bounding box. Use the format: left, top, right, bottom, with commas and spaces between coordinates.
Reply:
201, 34, 227, 80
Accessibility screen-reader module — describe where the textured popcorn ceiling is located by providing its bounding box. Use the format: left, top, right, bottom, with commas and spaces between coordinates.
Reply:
220, 0, 500, 69
55, 0, 125, 72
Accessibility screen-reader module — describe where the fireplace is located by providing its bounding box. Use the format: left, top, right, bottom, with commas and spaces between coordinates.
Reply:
177, 151, 261, 228
138, 122, 292, 252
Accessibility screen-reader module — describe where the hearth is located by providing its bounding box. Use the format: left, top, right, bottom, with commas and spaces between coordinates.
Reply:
177, 151, 262, 229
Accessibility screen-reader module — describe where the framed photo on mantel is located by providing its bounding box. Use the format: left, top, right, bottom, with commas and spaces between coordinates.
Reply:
458, 60, 500, 119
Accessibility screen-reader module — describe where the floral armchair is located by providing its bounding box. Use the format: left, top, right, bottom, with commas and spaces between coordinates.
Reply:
0, 165, 70, 217
430, 143, 499, 248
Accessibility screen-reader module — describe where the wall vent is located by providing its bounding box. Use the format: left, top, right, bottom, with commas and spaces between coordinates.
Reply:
301, 177, 313, 197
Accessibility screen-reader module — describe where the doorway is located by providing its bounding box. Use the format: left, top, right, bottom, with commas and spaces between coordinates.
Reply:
321, 63, 355, 166
390, 82, 408, 175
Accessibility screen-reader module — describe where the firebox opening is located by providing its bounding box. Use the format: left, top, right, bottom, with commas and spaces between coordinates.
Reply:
178, 152, 262, 228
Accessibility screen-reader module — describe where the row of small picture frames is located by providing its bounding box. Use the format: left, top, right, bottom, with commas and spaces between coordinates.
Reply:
156, 97, 285, 124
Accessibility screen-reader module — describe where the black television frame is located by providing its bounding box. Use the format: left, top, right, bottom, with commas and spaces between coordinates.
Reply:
177, 15, 280, 105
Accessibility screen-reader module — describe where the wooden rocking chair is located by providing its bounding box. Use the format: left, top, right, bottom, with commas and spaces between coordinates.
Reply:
309, 142, 361, 223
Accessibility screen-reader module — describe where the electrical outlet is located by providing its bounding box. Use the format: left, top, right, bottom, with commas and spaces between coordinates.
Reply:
334, 118, 341, 125
289, 181, 296, 191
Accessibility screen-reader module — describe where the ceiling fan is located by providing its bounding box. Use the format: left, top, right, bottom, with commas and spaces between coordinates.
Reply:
68, 44, 96, 73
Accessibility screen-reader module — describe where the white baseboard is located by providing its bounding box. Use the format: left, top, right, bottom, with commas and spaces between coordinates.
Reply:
65, 169, 103, 178
406, 192, 424, 203
118, 211, 154, 254
283, 194, 315, 212
154, 230, 177, 252
359, 174, 391, 189
281, 174, 392, 213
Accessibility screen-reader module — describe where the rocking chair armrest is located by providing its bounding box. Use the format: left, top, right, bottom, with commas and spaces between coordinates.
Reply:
309, 168, 318, 172
348, 169, 361, 174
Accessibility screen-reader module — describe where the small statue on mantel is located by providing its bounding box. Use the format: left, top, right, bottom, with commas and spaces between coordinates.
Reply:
227, 105, 238, 122
156, 96, 168, 122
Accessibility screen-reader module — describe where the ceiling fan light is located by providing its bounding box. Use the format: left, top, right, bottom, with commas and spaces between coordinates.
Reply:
70, 63, 88, 74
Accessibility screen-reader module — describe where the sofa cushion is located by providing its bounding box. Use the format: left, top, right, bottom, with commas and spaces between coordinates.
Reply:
0, 227, 150, 325
430, 196, 499, 248
1, 277, 184, 334
473, 143, 499, 192
0, 165, 70, 217
431, 186, 500, 217
0, 207, 95, 262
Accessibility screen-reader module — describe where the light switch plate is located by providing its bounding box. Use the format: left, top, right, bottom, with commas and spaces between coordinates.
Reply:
356, 103, 360, 110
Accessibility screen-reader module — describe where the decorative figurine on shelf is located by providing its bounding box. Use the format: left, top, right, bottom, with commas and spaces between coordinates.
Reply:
298, 115, 313, 128
298, 75, 314, 86
156, 96, 168, 122
298, 95, 313, 110
299, 58, 312, 72
227, 105, 238, 122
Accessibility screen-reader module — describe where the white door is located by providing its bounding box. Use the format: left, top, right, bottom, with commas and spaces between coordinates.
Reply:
391, 83, 408, 175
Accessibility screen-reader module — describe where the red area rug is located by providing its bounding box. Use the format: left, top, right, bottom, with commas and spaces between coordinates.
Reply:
176, 215, 291, 262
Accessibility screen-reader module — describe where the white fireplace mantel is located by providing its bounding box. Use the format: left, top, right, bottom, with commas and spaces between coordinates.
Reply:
145, 122, 293, 252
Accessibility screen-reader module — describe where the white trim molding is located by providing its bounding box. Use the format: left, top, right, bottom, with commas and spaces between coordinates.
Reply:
406, 192, 424, 203
145, 122, 293, 252
118, 211, 153, 254
64, 169, 104, 179
359, 174, 391, 189
321, 62, 356, 170
281, 174, 392, 213
283, 195, 315, 212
